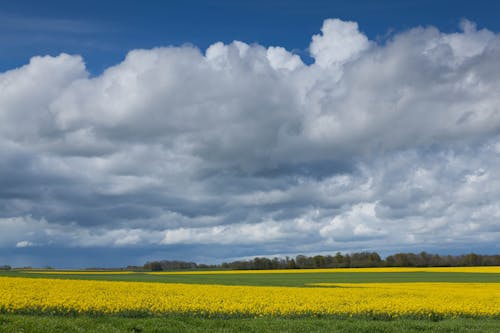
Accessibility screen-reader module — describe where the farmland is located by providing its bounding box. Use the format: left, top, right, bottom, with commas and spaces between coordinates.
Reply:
0, 267, 499, 332
2, 266, 500, 286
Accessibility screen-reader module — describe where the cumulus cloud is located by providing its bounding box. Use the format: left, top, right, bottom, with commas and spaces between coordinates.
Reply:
309, 18, 370, 68
320, 203, 386, 243
1, 18, 500, 265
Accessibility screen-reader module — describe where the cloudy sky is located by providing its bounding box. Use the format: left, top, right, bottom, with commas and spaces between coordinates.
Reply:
1, 1, 500, 268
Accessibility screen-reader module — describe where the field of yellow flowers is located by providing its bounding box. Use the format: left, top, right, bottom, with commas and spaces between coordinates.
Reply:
0, 276, 498, 318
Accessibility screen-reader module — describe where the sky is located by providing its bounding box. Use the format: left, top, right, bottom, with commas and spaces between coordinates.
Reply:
1, 1, 500, 268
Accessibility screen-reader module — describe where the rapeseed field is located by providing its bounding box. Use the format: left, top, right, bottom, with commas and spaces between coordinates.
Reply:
0, 276, 498, 318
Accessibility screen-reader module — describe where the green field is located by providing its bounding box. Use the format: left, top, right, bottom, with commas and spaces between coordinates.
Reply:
1, 270, 499, 286
1, 269, 499, 332
0, 314, 499, 333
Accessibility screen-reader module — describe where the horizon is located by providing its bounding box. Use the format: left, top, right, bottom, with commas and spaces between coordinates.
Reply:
4, 250, 498, 270
1, 1, 500, 268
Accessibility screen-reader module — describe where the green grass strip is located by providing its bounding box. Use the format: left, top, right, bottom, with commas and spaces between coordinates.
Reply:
0, 314, 499, 333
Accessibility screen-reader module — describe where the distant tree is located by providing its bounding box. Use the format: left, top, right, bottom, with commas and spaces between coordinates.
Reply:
144, 261, 163, 271
313, 255, 325, 268
350, 252, 382, 267
295, 255, 307, 268
462, 253, 481, 266
334, 252, 346, 267
418, 251, 431, 266
392, 253, 411, 267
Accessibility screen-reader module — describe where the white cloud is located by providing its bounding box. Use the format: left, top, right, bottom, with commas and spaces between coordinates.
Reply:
0, 54, 87, 140
15, 241, 33, 248
440, 19, 495, 64
320, 203, 386, 243
161, 221, 286, 245
309, 18, 370, 68
1, 19, 500, 264
266, 46, 304, 71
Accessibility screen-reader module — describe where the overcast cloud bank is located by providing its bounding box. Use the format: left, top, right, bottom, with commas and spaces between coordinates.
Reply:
1, 19, 499, 266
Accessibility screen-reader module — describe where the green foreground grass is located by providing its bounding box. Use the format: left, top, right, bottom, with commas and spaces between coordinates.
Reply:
0, 314, 499, 333
2, 271, 499, 286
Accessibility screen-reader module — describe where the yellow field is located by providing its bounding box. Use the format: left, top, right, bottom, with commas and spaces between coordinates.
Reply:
0, 277, 498, 318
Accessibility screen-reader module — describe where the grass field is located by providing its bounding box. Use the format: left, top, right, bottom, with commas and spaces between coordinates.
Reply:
0, 267, 499, 332
1, 314, 499, 333
2, 268, 499, 287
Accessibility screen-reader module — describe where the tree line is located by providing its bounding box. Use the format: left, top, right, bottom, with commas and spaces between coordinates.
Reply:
141, 252, 500, 271
2, 252, 498, 271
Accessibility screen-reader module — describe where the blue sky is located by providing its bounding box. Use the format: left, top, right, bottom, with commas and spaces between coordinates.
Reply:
1, 1, 500, 268
2, 0, 500, 73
